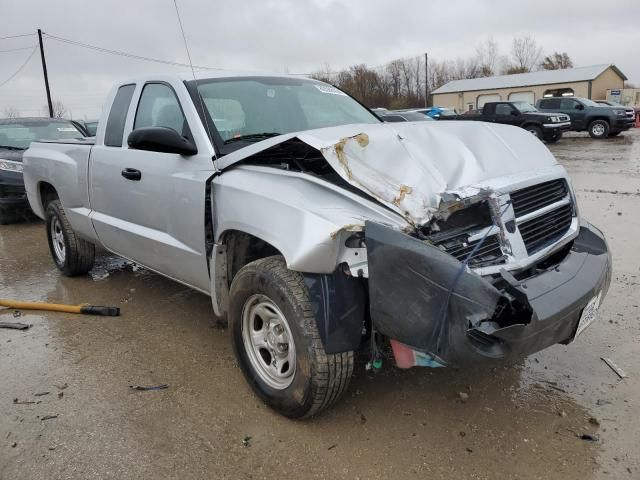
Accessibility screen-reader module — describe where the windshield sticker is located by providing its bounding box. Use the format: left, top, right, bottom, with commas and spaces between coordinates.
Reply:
314, 85, 347, 96
57, 127, 77, 132
267, 88, 276, 98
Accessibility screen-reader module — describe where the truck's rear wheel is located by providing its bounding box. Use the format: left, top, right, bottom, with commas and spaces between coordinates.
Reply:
45, 199, 95, 276
588, 120, 610, 139
229, 256, 354, 418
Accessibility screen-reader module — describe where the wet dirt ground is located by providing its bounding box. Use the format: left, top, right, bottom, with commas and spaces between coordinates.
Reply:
1, 130, 639, 480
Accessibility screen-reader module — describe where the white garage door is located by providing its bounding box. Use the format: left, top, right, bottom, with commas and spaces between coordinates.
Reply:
477, 94, 501, 108
508, 91, 535, 104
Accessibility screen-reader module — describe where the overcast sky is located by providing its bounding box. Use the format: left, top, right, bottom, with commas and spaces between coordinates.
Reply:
1, 0, 639, 119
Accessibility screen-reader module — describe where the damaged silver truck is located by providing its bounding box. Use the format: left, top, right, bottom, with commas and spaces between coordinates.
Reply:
23, 74, 611, 418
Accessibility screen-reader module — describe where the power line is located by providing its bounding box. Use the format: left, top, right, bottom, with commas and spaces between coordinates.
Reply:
42, 32, 226, 70
0, 33, 36, 41
0, 47, 38, 88
0, 45, 38, 54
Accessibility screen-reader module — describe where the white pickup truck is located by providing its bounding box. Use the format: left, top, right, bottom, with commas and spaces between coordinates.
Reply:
24, 73, 611, 418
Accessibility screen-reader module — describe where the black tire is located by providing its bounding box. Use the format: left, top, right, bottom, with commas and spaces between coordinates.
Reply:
0, 207, 19, 225
229, 255, 354, 418
45, 199, 95, 276
588, 119, 610, 139
544, 131, 562, 144
524, 125, 543, 140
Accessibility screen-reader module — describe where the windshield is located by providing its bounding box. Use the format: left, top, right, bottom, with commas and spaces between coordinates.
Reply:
512, 102, 537, 113
0, 120, 83, 150
194, 77, 379, 144
438, 109, 457, 117
403, 112, 434, 121
580, 98, 601, 108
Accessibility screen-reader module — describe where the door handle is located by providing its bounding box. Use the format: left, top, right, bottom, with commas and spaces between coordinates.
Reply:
121, 168, 142, 181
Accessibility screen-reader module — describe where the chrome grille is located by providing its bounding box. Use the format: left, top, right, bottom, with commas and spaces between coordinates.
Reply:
518, 203, 573, 255
439, 234, 504, 266
510, 179, 568, 217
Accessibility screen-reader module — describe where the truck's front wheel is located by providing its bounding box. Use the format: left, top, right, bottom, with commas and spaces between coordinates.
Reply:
588, 120, 610, 139
46, 199, 95, 276
229, 256, 354, 418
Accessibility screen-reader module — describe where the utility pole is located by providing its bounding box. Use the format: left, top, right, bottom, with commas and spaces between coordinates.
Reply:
424, 52, 429, 108
37, 29, 53, 118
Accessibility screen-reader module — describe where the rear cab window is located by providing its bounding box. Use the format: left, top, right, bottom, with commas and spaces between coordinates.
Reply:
539, 99, 561, 110
104, 84, 136, 147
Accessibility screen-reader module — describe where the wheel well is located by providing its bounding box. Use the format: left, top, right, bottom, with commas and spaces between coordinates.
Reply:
39, 182, 58, 210
221, 230, 283, 285
589, 117, 610, 125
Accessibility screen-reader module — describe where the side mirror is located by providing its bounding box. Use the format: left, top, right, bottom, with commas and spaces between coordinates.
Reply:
127, 127, 197, 155
510, 110, 519, 116
575, 104, 584, 111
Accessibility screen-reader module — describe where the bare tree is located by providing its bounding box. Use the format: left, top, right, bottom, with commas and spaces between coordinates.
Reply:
475, 37, 500, 77
505, 35, 543, 74
2, 106, 20, 118
541, 52, 573, 70
42, 100, 68, 118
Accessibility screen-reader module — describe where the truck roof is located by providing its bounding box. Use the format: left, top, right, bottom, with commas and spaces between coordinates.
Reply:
120, 71, 313, 85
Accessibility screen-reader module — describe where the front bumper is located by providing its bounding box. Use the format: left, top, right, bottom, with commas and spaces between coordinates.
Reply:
612, 119, 635, 131
365, 220, 611, 366
0, 172, 29, 209
543, 121, 571, 131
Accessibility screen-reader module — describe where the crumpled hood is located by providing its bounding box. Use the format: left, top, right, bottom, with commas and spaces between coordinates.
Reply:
216, 121, 561, 226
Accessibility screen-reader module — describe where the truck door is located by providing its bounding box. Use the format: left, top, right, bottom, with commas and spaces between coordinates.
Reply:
494, 103, 521, 126
89, 81, 215, 293
559, 98, 586, 129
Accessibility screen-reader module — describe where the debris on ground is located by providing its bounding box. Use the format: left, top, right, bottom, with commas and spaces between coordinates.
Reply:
327, 443, 337, 450
12, 310, 21, 317
0, 322, 30, 330
589, 417, 600, 426
596, 399, 612, 406
40, 415, 58, 421
54, 383, 68, 390
601, 357, 627, 379
57, 392, 64, 399
458, 392, 469, 402
11, 442, 17, 448
579, 434, 599, 442
34, 391, 50, 397
242, 436, 251, 447
13, 398, 40, 405
129, 384, 168, 391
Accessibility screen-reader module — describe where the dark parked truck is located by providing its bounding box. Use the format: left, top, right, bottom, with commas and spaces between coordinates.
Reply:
0, 117, 86, 224
536, 97, 635, 138
445, 101, 571, 143
23, 73, 612, 418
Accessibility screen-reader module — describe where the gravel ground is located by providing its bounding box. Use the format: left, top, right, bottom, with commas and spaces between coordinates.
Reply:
1, 128, 639, 479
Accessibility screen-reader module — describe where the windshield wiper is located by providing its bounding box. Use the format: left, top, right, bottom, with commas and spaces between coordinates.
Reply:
223, 132, 282, 144
0, 145, 25, 151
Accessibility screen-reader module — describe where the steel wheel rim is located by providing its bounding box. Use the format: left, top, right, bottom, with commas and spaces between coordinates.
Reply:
593, 124, 605, 136
50, 217, 66, 263
528, 128, 539, 137
241, 294, 296, 390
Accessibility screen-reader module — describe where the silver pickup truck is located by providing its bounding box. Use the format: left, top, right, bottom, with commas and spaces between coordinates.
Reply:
23, 73, 611, 418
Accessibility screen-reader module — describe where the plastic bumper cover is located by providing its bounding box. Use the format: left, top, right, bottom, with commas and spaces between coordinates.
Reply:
365, 220, 611, 366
